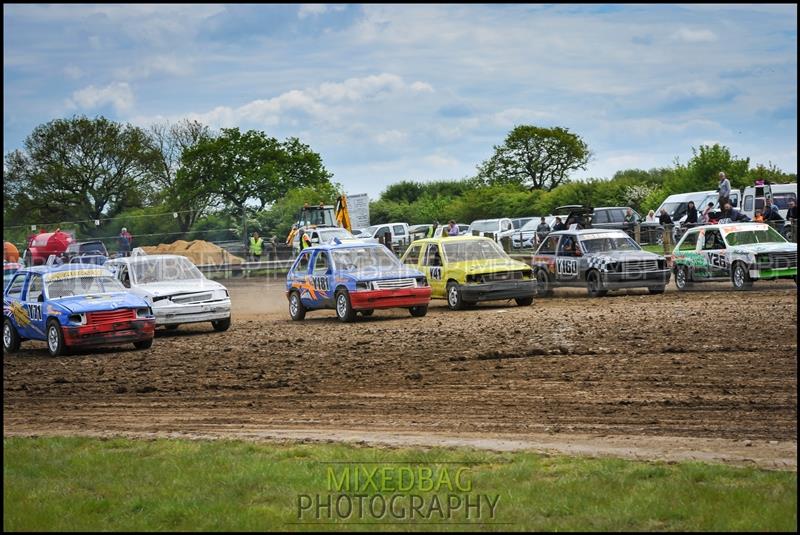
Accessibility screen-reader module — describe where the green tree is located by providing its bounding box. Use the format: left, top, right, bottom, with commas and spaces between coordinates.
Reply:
3, 116, 157, 233
476, 125, 591, 190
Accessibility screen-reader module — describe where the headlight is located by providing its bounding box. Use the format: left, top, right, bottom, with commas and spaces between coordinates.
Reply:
136, 307, 152, 318
68, 313, 86, 325
213, 289, 229, 299
416, 277, 428, 287
356, 282, 371, 291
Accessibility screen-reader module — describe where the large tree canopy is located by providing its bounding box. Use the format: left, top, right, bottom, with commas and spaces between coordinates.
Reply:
3, 116, 157, 231
178, 128, 333, 213
476, 125, 591, 191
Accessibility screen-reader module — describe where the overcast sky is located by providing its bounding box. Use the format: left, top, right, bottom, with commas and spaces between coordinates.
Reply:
3, 4, 797, 198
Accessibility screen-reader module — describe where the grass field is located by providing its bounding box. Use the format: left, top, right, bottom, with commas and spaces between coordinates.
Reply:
3, 437, 796, 531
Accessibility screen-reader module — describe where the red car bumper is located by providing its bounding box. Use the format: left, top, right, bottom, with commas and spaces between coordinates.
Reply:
348, 287, 431, 310
62, 319, 155, 347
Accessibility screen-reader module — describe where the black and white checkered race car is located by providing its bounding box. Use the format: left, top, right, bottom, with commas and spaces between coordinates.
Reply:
530, 229, 671, 297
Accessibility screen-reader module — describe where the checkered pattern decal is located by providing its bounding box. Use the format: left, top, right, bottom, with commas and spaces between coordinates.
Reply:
586, 256, 612, 272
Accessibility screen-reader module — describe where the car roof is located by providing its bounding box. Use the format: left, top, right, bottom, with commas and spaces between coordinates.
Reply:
546, 229, 630, 237
300, 242, 389, 252
681, 222, 772, 232
19, 263, 113, 275
409, 235, 496, 245
107, 254, 188, 263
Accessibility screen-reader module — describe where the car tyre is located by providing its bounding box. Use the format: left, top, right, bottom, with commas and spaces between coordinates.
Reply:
3, 318, 21, 353
731, 262, 753, 291
409, 305, 428, 317
515, 296, 533, 306
46, 318, 68, 357
675, 265, 692, 291
335, 289, 357, 323
133, 339, 153, 350
446, 281, 465, 310
648, 286, 665, 295
212, 317, 231, 332
586, 270, 608, 298
534, 269, 553, 297
288, 291, 306, 321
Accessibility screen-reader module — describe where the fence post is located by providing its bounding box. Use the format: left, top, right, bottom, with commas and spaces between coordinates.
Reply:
501, 236, 511, 253
662, 224, 673, 255
634, 223, 641, 244
791, 219, 797, 243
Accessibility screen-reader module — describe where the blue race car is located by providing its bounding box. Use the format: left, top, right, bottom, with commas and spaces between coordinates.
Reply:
286, 242, 432, 322
3, 264, 156, 356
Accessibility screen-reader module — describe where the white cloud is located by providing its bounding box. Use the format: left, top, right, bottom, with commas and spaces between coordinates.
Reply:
114, 55, 192, 81
298, 4, 329, 19
68, 82, 134, 113
63, 65, 84, 80
672, 27, 717, 43
375, 130, 408, 145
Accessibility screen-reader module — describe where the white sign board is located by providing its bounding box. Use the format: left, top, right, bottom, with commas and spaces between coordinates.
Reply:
347, 193, 370, 229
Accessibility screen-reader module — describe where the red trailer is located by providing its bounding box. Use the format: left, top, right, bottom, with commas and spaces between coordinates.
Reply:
26, 230, 75, 265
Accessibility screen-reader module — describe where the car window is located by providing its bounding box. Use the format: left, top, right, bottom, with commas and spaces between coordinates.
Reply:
557, 235, 581, 256
678, 231, 700, 252
702, 230, 726, 250
313, 251, 330, 274
610, 209, 626, 222
392, 225, 405, 235
118, 266, 132, 288
423, 244, 442, 266
538, 235, 559, 255
593, 210, 609, 224
743, 195, 753, 212
294, 251, 312, 274
25, 274, 44, 302
6, 274, 26, 299
403, 244, 422, 265
773, 192, 797, 210
501, 220, 513, 231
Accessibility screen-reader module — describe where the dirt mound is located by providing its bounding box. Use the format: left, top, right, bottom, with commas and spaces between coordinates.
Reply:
141, 240, 244, 266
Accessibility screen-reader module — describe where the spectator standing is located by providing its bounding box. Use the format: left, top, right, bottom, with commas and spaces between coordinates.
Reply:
249, 231, 264, 262
552, 217, 567, 231
536, 217, 551, 244
658, 208, 673, 225
685, 201, 698, 227
787, 199, 798, 221
720, 202, 750, 222
447, 220, 460, 237
717, 172, 731, 208
118, 227, 132, 257
646, 210, 656, 223
701, 202, 714, 224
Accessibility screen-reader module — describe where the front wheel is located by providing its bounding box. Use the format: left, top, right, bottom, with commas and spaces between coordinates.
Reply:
731, 263, 753, 291
515, 296, 533, 306
3, 318, 21, 353
586, 271, 608, 298
335, 289, 357, 323
46, 319, 67, 357
409, 305, 428, 317
288, 291, 306, 321
133, 339, 153, 350
446, 281, 465, 310
675, 265, 692, 291
212, 317, 231, 332
534, 269, 553, 297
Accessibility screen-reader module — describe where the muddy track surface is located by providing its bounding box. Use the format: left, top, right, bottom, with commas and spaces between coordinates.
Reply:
4, 280, 797, 468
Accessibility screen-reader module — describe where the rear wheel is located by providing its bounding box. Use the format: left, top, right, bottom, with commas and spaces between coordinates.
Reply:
288, 291, 306, 321
133, 339, 153, 350
446, 281, 465, 310
586, 270, 608, 298
534, 269, 553, 297
409, 305, 428, 317
3, 318, 20, 353
515, 296, 533, 306
46, 319, 67, 357
675, 265, 691, 291
731, 262, 753, 291
335, 289, 357, 323
212, 317, 231, 332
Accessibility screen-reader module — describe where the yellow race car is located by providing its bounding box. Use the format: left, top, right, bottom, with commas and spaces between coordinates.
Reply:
400, 236, 535, 310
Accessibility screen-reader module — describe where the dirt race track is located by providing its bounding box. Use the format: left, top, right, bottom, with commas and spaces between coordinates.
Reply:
4, 279, 798, 470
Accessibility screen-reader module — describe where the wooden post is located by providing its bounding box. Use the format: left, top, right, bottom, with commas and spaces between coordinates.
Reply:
634, 223, 641, 244
501, 236, 511, 253
662, 224, 672, 255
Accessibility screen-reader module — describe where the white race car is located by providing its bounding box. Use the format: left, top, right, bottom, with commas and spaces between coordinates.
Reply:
105, 252, 232, 331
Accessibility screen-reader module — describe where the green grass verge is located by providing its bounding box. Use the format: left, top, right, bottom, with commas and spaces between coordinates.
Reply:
3, 437, 796, 531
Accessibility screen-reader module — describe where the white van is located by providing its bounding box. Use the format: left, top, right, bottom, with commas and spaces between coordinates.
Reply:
468, 218, 515, 243
740, 183, 797, 220
365, 222, 410, 247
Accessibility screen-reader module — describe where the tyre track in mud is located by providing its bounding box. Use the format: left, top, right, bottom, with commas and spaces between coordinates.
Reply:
4, 281, 797, 465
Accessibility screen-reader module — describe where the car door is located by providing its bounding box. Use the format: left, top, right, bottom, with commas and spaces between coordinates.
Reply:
699, 229, 729, 279
392, 225, 407, 246
21, 273, 46, 339
422, 243, 446, 297
309, 250, 333, 307
674, 229, 703, 280
289, 250, 314, 306
4, 273, 32, 337
402, 244, 423, 269
555, 235, 581, 284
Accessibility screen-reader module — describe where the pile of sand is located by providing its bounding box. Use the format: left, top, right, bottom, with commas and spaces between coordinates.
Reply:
141, 240, 244, 266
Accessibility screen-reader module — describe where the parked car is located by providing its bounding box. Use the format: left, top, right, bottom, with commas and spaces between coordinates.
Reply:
364, 222, 411, 247
401, 236, 535, 310
511, 217, 536, 231
410, 224, 469, 241
68, 254, 108, 266
672, 222, 797, 291
3, 263, 155, 356
291, 226, 375, 255
467, 218, 515, 243
513, 217, 557, 249
286, 242, 431, 322
105, 253, 232, 331
530, 229, 671, 297
64, 240, 109, 260
4, 261, 22, 289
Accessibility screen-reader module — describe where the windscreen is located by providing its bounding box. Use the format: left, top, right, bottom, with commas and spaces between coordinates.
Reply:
442, 239, 507, 263
332, 246, 402, 271
725, 227, 787, 246
131, 257, 203, 284
470, 221, 499, 232
47, 275, 126, 298
319, 228, 353, 241
580, 235, 641, 253
660, 202, 687, 219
